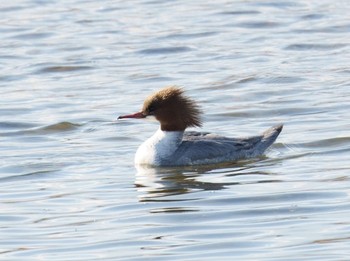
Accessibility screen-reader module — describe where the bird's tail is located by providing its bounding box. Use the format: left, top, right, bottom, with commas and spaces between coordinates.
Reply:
255, 124, 283, 155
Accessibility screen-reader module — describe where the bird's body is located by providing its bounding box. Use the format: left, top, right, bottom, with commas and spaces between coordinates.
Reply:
134, 125, 282, 166
118, 86, 283, 167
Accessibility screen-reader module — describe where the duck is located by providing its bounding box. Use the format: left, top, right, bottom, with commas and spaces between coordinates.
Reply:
118, 86, 283, 166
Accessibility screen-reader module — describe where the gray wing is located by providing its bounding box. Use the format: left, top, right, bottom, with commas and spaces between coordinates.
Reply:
170, 125, 283, 165
170, 132, 263, 165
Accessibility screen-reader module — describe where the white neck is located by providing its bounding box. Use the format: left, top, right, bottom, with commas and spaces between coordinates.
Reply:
135, 128, 184, 166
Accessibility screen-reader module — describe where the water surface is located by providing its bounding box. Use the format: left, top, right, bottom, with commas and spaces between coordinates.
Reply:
1, 0, 350, 260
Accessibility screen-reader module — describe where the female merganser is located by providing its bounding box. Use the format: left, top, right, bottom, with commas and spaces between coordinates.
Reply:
118, 86, 283, 166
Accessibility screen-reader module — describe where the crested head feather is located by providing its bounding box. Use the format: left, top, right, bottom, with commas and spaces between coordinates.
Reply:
142, 86, 202, 131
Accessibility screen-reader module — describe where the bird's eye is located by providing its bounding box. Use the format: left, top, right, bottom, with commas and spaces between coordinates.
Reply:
148, 104, 156, 113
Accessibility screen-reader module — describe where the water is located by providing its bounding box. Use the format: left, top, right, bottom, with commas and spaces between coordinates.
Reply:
1, 0, 350, 260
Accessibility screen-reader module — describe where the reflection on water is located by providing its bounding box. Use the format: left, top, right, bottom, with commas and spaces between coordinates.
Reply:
136, 165, 227, 202
135, 159, 282, 203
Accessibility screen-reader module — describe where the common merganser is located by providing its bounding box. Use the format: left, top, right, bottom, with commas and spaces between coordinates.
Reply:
118, 86, 283, 166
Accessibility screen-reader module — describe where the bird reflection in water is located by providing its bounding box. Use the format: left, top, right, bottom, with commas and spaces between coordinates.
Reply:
134, 159, 280, 206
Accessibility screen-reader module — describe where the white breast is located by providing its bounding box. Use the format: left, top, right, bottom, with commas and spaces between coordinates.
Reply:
134, 129, 183, 166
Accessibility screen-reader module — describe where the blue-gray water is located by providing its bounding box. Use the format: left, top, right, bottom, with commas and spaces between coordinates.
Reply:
1, 0, 350, 260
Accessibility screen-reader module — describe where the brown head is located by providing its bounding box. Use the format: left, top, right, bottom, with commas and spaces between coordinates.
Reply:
118, 86, 202, 131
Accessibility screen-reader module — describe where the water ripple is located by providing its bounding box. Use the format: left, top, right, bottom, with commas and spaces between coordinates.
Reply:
234, 21, 283, 29
11, 32, 53, 40
1, 122, 81, 136
37, 66, 95, 74
137, 46, 193, 55
285, 43, 347, 51
219, 10, 260, 16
